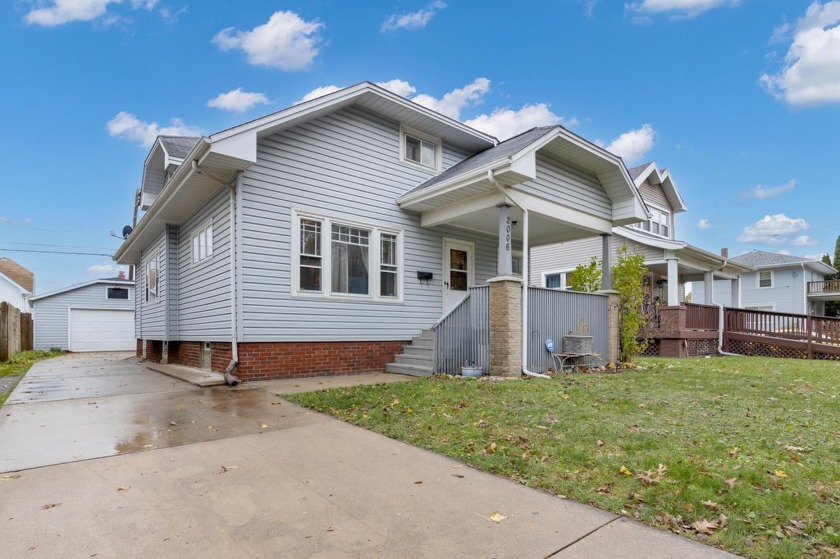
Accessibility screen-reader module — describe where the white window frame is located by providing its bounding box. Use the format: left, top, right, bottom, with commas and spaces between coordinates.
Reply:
757, 270, 773, 289
511, 250, 523, 277
144, 253, 160, 304
400, 125, 441, 172
191, 221, 214, 265
542, 269, 572, 290
291, 210, 404, 302
632, 204, 671, 239
106, 286, 131, 301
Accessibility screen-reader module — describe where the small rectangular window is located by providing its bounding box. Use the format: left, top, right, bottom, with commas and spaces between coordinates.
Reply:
403, 131, 438, 169
192, 224, 213, 263
380, 233, 398, 297
107, 287, 129, 300
545, 272, 566, 289
145, 255, 159, 303
299, 219, 322, 292
758, 271, 772, 288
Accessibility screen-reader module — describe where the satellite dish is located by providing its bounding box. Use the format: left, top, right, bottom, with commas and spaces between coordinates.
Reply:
122, 225, 133, 239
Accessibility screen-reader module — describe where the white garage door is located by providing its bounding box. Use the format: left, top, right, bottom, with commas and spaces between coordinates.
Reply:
69, 309, 135, 352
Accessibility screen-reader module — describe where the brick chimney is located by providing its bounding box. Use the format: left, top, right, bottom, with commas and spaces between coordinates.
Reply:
118, 271, 126, 280
721, 248, 729, 258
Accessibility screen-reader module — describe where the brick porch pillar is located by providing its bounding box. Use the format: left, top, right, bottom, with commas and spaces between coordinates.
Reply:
488, 277, 521, 378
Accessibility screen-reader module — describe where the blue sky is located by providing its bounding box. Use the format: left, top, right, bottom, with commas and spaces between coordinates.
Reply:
1, 0, 839, 293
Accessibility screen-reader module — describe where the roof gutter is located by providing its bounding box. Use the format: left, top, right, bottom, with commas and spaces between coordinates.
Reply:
114, 138, 212, 263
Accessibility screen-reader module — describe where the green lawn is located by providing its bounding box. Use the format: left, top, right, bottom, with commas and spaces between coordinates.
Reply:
287, 356, 840, 559
0, 350, 62, 407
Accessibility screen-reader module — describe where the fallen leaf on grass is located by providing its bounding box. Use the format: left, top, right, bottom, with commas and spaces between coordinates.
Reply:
637, 464, 667, 485
619, 466, 632, 476
117, 486, 131, 491
482, 442, 497, 455
41, 503, 61, 510
701, 500, 719, 510
770, 470, 788, 478
691, 518, 719, 535
596, 484, 612, 495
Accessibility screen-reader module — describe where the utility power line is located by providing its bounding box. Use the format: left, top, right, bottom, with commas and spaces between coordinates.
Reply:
0, 247, 113, 257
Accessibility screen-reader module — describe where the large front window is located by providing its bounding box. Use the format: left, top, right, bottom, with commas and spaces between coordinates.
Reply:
295, 214, 401, 300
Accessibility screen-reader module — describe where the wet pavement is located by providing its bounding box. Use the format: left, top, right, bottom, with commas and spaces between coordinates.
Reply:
0, 353, 329, 473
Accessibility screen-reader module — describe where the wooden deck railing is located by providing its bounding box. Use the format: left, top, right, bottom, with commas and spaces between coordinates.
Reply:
807, 279, 840, 295
684, 303, 719, 330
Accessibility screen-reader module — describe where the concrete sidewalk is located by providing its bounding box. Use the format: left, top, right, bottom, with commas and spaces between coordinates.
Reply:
0, 354, 739, 558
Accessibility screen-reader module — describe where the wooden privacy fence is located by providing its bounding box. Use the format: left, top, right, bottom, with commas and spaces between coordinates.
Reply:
1, 302, 33, 361
723, 308, 840, 360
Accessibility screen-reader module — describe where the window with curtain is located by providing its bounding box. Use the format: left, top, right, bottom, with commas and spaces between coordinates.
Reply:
295, 214, 401, 300
331, 224, 369, 295
145, 254, 159, 303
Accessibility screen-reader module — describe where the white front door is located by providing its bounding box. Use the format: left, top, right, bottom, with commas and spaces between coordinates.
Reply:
443, 239, 474, 313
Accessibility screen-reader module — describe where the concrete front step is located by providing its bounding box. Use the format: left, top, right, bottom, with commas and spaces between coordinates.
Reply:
401, 345, 434, 358
385, 363, 434, 377
394, 354, 434, 367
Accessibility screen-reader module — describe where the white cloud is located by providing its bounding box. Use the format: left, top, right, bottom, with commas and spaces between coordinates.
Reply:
376, 79, 417, 97
296, 85, 342, 104
602, 124, 656, 164
697, 218, 711, 229
747, 179, 796, 199
25, 0, 158, 26
411, 77, 490, 120
792, 234, 819, 246
737, 213, 810, 244
625, 0, 738, 18
87, 264, 121, 275
213, 10, 324, 71
381, 1, 446, 32
760, 1, 840, 105
207, 88, 270, 113
464, 104, 574, 140
107, 111, 203, 147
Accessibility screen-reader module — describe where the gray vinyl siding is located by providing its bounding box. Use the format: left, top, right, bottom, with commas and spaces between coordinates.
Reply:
530, 233, 663, 286
739, 269, 804, 314
238, 106, 498, 342
32, 283, 135, 350
524, 154, 612, 220
137, 231, 167, 339
176, 189, 233, 341
637, 180, 675, 239
166, 224, 179, 339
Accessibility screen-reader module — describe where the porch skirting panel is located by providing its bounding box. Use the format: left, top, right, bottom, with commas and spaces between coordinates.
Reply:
137, 339, 407, 381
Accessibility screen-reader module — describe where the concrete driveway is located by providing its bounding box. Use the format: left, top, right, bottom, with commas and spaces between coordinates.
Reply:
0, 353, 739, 558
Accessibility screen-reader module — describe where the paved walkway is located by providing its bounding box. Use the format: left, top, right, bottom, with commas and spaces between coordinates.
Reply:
0, 353, 739, 558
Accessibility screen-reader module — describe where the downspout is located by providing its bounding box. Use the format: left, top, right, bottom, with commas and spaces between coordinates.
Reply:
709, 258, 741, 357
487, 169, 551, 379
191, 161, 241, 386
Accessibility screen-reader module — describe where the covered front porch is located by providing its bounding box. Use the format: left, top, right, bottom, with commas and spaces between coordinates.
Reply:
398, 126, 649, 376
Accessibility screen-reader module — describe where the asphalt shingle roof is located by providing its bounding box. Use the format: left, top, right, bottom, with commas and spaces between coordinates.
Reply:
403, 126, 559, 197
627, 162, 652, 182
159, 136, 200, 159
730, 250, 815, 268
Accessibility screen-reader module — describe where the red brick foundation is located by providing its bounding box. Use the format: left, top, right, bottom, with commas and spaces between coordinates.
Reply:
137, 339, 407, 382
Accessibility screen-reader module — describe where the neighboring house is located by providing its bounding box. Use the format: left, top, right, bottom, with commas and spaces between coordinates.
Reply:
691, 250, 840, 316
0, 271, 31, 313
531, 162, 751, 306
30, 275, 135, 351
114, 81, 649, 380
0, 258, 34, 312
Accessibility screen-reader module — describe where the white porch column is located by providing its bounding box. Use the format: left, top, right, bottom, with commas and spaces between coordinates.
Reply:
704, 271, 714, 305
667, 257, 679, 305
731, 277, 741, 308
601, 234, 612, 291
496, 204, 513, 277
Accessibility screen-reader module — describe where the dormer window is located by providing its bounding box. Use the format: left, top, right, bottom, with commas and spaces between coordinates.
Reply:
401, 125, 440, 171
632, 205, 671, 238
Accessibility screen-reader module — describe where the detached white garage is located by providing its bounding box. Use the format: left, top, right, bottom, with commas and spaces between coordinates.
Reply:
31, 277, 135, 352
